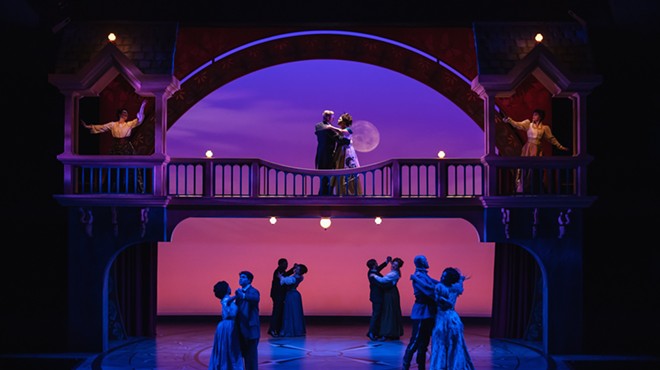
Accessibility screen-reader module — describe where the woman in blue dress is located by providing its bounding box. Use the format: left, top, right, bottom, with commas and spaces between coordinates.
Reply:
371, 257, 404, 340
208, 280, 244, 370
429, 267, 475, 370
279, 263, 308, 337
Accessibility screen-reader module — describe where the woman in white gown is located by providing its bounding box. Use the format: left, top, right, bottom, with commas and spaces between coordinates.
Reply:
330, 112, 363, 195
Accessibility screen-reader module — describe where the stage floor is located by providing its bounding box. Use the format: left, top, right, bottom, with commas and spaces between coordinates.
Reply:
3, 317, 658, 369
76, 318, 549, 370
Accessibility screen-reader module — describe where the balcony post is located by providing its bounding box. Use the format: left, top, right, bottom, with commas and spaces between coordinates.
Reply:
62, 92, 81, 194
203, 160, 214, 197
391, 160, 401, 198
572, 92, 589, 196
251, 161, 260, 198
437, 160, 448, 198
482, 92, 498, 196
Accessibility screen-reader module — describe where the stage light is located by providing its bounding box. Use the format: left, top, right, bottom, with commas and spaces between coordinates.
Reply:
108, 33, 117, 42
437, 150, 446, 159
205, 150, 213, 158
535, 33, 543, 43
320, 217, 332, 230
269, 217, 277, 225
375, 217, 382, 225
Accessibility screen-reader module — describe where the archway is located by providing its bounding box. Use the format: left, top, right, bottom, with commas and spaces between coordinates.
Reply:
167, 31, 484, 131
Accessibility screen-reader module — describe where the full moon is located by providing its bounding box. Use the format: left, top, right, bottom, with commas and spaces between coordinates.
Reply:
351, 120, 380, 152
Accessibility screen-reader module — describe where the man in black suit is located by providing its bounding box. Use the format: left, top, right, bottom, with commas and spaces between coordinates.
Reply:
366, 256, 391, 341
235, 270, 260, 370
268, 258, 294, 337
314, 109, 340, 195
403, 255, 439, 370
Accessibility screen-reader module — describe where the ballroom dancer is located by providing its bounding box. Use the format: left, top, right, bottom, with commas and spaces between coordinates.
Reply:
314, 109, 340, 195
370, 257, 404, 340
429, 267, 475, 370
208, 280, 243, 370
366, 256, 391, 341
330, 112, 363, 195
403, 255, 439, 370
279, 263, 308, 337
268, 258, 293, 337
235, 271, 260, 370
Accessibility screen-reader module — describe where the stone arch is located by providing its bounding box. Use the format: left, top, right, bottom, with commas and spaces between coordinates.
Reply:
166, 33, 484, 130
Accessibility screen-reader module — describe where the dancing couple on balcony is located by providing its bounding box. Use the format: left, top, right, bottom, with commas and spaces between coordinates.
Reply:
314, 109, 362, 196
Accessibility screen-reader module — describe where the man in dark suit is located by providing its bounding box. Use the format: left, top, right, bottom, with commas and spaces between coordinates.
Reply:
235, 270, 260, 370
402, 255, 439, 370
314, 109, 340, 195
366, 256, 391, 341
268, 258, 294, 337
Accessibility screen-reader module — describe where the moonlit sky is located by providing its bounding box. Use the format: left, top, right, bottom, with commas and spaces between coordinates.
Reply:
158, 60, 495, 317
165, 60, 484, 165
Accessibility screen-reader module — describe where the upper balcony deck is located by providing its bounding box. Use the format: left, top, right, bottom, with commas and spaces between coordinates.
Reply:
54, 155, 595, 217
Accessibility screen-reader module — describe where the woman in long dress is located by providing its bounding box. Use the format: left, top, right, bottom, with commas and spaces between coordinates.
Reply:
279, 264, 309, 337
429, 267, 475, 370
330, 112, 363, 195
371, 257, 404, 340
208, 281, 244, 370
503, 108, 569, 193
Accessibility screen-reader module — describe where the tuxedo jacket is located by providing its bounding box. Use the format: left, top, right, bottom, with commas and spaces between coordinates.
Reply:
270, 266, 294, 302
236, 285, 261, 340
315, 121, 339, 169
368, 261, 391, 303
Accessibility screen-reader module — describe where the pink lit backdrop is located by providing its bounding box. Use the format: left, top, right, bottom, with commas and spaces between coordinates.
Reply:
158, 60, 494, 317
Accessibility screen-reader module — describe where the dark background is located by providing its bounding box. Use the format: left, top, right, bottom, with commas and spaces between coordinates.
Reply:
2, 0, 659, 355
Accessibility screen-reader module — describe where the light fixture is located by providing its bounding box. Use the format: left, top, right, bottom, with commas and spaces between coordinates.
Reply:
269, 217, 277, 225
320, 217, 332, 230
437, 150, 446, 159
107, 33, 117, 42
535, 33, 543, 43
205, 150, 214, 158
374, 217, 382, 225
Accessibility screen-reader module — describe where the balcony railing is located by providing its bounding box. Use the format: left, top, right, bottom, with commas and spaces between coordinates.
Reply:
56, 155, 591, 202
165, 158, 484, 199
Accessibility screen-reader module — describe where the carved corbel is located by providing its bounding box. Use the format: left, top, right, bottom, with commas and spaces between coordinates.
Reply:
79, 207, 93, 237
111, 206, 119, 237
140, 208, 150, 238
558, 209, 572, 238
501, 208, 510, 239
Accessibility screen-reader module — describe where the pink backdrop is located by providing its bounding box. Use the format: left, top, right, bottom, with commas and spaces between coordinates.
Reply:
157, 60, 495, 317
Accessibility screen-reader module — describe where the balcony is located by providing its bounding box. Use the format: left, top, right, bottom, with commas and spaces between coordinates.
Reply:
53, 155, 595, 212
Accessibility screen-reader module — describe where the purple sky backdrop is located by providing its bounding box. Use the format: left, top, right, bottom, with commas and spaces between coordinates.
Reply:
158, 60, 494, 317
166, 60, 484, 166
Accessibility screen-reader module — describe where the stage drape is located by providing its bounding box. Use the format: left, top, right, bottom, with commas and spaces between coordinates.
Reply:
113, 242, 158, 338
489, 242, 540, 339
